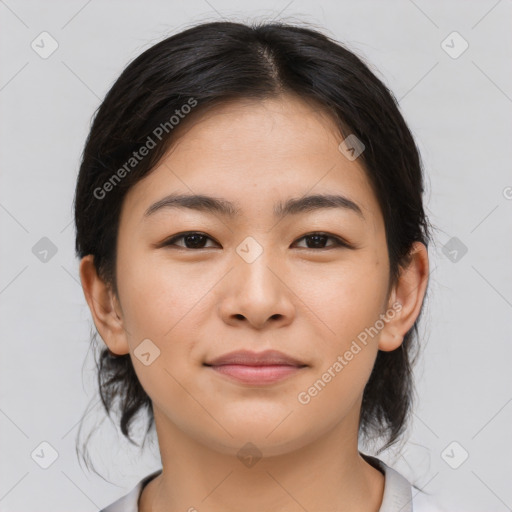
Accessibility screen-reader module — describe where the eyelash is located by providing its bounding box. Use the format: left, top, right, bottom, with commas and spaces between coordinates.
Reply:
161, 231, 351, 251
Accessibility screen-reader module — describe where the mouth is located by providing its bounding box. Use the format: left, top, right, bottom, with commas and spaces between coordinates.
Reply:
205, 364, 305, 385
203, 349, 307, 385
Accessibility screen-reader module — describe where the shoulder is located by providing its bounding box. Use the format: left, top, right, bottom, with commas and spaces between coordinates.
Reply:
412, 488, 447, 512
99, 461, 446, 512
362, 453, 445, 512
99, 470, 162, 512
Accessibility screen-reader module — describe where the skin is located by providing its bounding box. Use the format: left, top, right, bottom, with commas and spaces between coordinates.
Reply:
80, 93, 429, 512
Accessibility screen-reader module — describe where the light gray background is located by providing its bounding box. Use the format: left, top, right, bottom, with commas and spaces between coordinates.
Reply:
1, 1, 511, 511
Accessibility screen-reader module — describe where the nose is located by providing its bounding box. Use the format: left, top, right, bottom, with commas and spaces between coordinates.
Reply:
218, 250, 295, 330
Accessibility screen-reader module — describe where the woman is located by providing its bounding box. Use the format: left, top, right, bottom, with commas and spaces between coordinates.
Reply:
75, 20, 440, 511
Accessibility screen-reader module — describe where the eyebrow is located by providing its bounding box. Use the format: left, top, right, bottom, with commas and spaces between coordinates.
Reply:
143, 193, 365, 221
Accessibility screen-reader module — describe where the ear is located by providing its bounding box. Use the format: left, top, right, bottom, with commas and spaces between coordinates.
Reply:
79, 255, 130, 356
378, 241, 429, 352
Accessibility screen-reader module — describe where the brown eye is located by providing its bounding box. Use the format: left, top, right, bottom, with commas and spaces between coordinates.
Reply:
163, 232, 218, 249
293, 232, 349, 249
161, 231, 350, 251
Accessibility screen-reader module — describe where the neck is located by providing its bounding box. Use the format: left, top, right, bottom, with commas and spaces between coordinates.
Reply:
139, 406, 385, 512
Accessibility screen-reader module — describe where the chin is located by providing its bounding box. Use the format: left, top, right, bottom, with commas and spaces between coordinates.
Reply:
195, 417, 319, 458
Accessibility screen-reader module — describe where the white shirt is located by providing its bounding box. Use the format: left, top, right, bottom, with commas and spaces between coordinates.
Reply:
99, 455, 444, 511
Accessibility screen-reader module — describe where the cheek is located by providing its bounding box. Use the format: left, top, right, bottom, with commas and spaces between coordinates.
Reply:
293, 259, 388, 345
281, 261, 385, 411
298, 347, 377, 408
284, 339, 379, 451
116, 255, 206, 409
116, 249, 215, 340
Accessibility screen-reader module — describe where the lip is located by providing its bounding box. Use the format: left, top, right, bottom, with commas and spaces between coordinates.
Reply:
208, 364, 305, 385
204, 349, 307, 385
204, 349, 306, 367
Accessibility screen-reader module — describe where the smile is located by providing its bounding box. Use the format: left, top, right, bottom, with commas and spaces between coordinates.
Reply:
205, 363, 305, 385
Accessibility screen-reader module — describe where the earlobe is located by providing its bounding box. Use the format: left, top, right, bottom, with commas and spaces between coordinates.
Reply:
378, 330, 404, 352
378, 241, 429, 352
79, 255, 130, 356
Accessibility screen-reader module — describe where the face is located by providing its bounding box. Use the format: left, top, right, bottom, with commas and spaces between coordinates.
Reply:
99, 94, 402, 457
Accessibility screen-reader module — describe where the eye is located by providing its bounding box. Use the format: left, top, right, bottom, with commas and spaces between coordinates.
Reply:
161, 231, 350, 250
162, 232, 219, 249
292, 232, 350, 250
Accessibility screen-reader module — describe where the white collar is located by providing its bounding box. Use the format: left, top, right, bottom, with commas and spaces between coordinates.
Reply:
100, 455, 413, 512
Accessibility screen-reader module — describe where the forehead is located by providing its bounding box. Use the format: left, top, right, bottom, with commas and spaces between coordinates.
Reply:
121, 94, 382, 230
